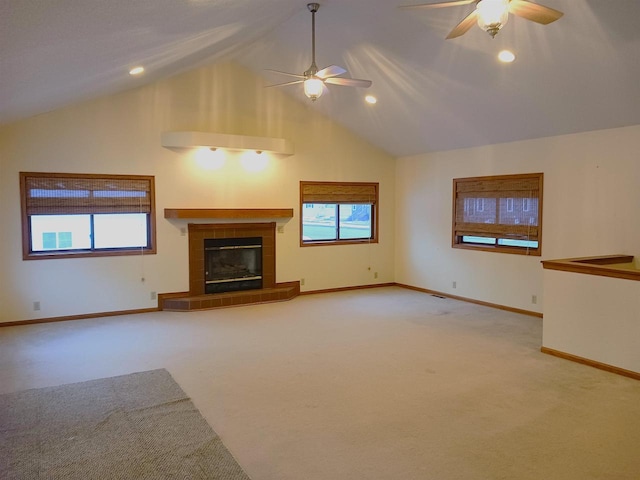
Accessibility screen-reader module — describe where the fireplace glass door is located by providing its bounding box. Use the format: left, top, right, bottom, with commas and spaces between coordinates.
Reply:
204, 237, 262, 294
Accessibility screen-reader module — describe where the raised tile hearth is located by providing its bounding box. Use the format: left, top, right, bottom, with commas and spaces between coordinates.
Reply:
162, 283, 299, 311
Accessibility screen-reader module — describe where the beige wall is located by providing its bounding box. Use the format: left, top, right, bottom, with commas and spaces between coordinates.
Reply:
395, 125, 640, 314
0, 63, 395, 323
2, 59, 638, 323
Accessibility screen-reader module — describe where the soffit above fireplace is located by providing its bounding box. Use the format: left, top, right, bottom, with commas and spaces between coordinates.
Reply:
164, 208, 293, 219
161, 131, 294, 156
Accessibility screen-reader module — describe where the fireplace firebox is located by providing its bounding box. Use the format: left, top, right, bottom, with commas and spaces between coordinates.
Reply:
204, 237, 262, 294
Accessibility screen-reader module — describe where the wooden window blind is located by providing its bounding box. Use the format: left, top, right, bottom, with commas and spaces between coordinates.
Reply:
452, 173, 543, 255
300, 182, 378, 204
22, 172, 153, 215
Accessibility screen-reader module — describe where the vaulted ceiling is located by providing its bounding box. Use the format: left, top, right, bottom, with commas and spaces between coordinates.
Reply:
2, 0, 639, 157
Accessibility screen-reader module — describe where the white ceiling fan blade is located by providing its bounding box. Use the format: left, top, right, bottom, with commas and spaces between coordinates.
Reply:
446, 9, 478, 39
508, 0, 563, 25
266, 80, 304, 88
325, 77, 372, 88
399, 0, 476, 10
264, 69, 305, 79
316, 65, 347, 79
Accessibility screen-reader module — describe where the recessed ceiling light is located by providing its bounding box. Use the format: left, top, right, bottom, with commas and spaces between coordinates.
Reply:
365, 95, 377, 105
129, 66, 145, 76
498, 50, 516, 63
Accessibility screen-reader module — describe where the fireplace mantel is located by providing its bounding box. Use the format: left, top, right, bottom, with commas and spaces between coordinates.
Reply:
164, 208, 293, 219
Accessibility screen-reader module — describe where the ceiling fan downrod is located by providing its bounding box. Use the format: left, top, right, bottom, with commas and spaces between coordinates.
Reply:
304, 3, 320, 77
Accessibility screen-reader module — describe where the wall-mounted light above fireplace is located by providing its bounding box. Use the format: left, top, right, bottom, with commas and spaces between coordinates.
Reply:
161, 131, 295, 156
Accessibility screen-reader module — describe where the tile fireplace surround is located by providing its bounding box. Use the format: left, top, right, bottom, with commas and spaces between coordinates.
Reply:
161, 222, 299, 311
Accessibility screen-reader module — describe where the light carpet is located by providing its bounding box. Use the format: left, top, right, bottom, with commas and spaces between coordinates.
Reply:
1, 287, 640, 479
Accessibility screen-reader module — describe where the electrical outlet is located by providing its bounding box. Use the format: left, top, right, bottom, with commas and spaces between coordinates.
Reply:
150, 291, 157, 300
277, 225, 284, 234
300, 278, 305, 286
180, 228, 186, 237
374, 272, 378, 279
531, 295, 537, 304
452, 281, 457, 289
33, 301, 41, 311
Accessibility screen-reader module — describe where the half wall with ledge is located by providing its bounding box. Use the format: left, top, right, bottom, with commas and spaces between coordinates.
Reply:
541, 255, 640, 380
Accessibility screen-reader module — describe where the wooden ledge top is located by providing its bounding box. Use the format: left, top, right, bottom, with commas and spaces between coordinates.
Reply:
164, 208, 293, 219
541, 255, 640, 281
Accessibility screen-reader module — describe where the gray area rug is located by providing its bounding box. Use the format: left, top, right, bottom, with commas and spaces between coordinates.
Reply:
0, 369, 250, 479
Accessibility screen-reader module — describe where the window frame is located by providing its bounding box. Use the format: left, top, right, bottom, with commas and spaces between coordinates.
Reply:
451, 173, 543, 256
20, 172, 157, 260
300, 181, 379, 247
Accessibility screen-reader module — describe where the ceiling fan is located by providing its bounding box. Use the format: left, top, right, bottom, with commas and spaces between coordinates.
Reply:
400, 0, 563, 39
265, 3, 372, 101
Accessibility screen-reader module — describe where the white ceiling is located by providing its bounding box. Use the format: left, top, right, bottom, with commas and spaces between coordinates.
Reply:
2, 0, 639, 157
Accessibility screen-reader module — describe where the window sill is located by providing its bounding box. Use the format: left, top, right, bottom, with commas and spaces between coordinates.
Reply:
23, 248, 156, 261
301, 239, 378, 247
452, 243, 541, 256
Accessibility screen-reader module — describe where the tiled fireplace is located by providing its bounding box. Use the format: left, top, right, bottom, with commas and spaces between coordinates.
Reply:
161, 222, 299, 311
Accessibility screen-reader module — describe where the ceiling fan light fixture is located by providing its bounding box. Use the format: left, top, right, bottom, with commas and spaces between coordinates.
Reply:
476, 0, 509, 38
304, 77, 324, 101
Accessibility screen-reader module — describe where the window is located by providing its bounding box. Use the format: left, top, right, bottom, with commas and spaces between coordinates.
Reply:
20, 172, 156, 259
300, 181, 378, 246
465, 198, 475, 215
452, 173, 543, 256
506, 197, 514, 212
